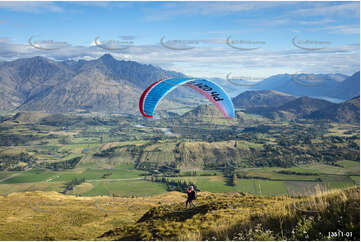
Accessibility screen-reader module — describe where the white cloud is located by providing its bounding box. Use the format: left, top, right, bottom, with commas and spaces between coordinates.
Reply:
71, 2, 133, 9
291, 2, 360, 18
298, 18, 336, 25
262, 18, 290, 26
0, 2, 63, 13
0, 37, 11, 43
144, 2, 295, 21
320, 25, 360, 35
304, 24, 360, 35
0, 37, 358, 77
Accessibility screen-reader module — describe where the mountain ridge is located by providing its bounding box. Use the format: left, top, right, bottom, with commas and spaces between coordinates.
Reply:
251, 72, 359, 100
0, 55, 359, 115
238, 90, 360, 123
232, 89, 297, 108
0, 55, 188, 113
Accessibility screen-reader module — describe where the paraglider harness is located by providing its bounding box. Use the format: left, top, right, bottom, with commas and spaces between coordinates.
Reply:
187, 188, 197, 198
186, 187, 197, 205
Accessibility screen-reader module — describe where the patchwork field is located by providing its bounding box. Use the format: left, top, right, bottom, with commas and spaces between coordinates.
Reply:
0, 161, 359, 197
0, 112, 359, 198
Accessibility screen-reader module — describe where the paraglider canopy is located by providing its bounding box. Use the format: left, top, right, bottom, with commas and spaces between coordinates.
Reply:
139, 78, 235, 119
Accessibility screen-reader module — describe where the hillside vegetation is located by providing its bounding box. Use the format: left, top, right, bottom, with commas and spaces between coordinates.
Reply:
232, 90, 296, 108
0, 187, 358, 240
0, 108, 358, 198
243, 95, 360, 124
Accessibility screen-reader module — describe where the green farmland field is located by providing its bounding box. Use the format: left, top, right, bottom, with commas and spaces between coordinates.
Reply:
351, 176, 360, 185
1, 169, 56, 184
167, 176, 288, 195
82, 180, 167, 197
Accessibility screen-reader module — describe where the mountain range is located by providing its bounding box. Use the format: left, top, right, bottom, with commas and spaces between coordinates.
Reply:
0, 55, 359, 116
250, 72, 360, 100
306, 95, 360, 123
232, 90, 360, 123
232, 90, 296, 108
0, 54, 187, 113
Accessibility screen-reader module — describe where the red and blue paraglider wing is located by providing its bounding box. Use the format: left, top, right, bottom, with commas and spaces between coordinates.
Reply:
139, 78, 235, 119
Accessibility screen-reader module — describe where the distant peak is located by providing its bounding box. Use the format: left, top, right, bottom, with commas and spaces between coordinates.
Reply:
31, 56, 46, 59
29, 56, 51, 62
15, 56, 56, 65
297, 96, 313, 101
99, 54, 116, 61
243, 89, 291, 96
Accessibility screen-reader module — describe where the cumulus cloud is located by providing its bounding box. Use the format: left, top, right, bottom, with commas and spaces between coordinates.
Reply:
143, 2, 295, 21
291, 2, 360, 18
0, 36, 359, 78
0, 2, 63, 13
298, 18, 336, 25
319, 25, 360, 35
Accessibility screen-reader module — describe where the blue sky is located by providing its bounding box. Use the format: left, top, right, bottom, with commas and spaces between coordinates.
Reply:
0, 1, 359, 78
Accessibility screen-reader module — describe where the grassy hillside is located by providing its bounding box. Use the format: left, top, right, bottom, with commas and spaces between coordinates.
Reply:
0, 191, 184, 240
101, 186, 360, 241
0, 187, 358, 240
232, 90, 296, 108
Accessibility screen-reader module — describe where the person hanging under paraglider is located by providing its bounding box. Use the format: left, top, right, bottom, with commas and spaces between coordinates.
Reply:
186, 185, 197, 208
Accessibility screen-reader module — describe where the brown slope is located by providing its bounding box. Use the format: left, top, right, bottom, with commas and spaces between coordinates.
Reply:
18, 68, 140, 113
232, 90, 296, 108
307, 96, 360, 123
0, 56, 75, 111
0, 55, 189, 113
277, 96, 335, 116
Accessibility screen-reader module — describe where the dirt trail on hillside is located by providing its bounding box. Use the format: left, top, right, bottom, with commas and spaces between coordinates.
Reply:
0, 173, 19, 183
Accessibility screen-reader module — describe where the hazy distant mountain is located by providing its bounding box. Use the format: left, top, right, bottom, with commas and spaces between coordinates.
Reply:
232, 90, 296, 108
307, 96, 360, 123
333, 72, 360, 100
240, 90, 360, 123
0, 55, 188, 113
252, 72, 359, 100
208, 77, 248, 98
244, 96, 335, 120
